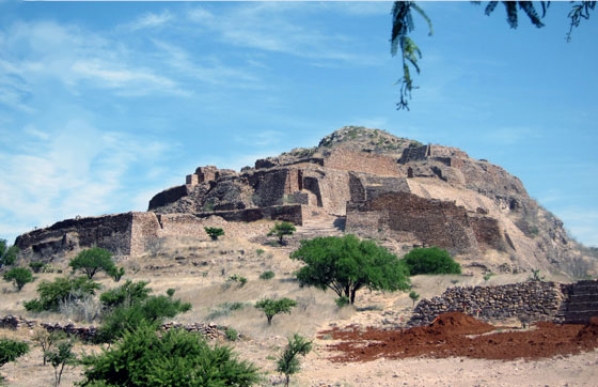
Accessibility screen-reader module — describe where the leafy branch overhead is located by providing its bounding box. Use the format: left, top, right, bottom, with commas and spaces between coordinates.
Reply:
391, 1, 596, 110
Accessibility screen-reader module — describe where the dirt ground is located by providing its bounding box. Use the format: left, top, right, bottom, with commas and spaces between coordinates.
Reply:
293, 312, 598, 387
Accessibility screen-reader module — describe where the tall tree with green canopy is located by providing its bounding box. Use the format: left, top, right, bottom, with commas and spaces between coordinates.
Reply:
69, 247, 123, 280
391, 1, 596, 110
290, 235, 410, 305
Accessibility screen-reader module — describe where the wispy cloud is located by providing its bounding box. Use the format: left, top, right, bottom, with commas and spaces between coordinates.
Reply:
125, 10, 174, 31
186, 3, 381, 66
0, 119, 171, 242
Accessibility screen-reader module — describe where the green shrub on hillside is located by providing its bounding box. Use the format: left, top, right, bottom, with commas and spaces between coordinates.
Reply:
402, 247, 461, 275
24, 276, 101, 312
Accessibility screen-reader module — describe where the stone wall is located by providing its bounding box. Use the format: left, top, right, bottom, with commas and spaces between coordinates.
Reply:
346, 192, 496, 254
323, 149, 402, 177
408, 281, 567, 326
148, 185, 190, 210
0, 315, 226, 341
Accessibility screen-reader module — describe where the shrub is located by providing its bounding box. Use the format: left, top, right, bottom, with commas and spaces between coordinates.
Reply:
408, 290, 420, 307
225, 327, 239, 341
267, 222, 296, 245
204, 227, 225, 241
255, 298, 297, 326
79, 323, 259, 387
402, 247, 461, 275
335, 296, 350, 308
32, 329, 68, 366
3, 267, 34, 291
100, 280, 151, 310
259, 270, 275, 280
24, 276, 101, 312
29, 262, 47, 273
0, 338, 29, 369
47, 340, 77, 386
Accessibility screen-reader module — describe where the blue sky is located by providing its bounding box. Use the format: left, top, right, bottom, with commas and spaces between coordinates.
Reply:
1, 1, 597, 247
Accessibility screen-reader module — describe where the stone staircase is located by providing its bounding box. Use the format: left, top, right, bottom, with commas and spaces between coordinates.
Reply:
564, 280, 598, 324
296, 216, 345, 240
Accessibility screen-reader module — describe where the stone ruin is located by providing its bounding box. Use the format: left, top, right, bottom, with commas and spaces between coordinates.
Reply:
14, 127, 581, 276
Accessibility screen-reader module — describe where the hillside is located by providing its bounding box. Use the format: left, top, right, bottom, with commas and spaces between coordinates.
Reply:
14, 126, 596, 278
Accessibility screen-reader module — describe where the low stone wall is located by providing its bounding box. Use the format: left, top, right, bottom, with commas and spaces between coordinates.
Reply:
409, 281, 567, 326
0, 315, 226, 341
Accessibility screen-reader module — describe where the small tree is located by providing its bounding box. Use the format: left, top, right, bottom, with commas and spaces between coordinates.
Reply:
291, 235, 410, 304
69, 247, 121, 280
267, 222, 296, 245
402, 247, 462, 276
204, 227, 225, 241
0, 339, 29, 378
3, 267, 34, 291
255, 298, 297, 326
408, 290, 420, 307
32, 329, 67, 366
277, 333, 313, 387
47, 340, 77, 386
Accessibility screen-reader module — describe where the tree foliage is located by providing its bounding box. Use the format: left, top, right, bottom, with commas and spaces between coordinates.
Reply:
0, 338, 29, 368
69, 247, 122, 280
32, 329, 68, 366
391, 1, 596, 110
204, 227, 225, 241
267, 222, 296, 245
402, 247, 462, 275
47, 340, 77, 386
3, 267, 34, 291
291, 235, 410, 304
24, 276, 101, 312
95, 286, 191, 344
254, 298, 297, 326
0, 239, 19, 267
79, 323, 259, 387
276, 334, 313, 387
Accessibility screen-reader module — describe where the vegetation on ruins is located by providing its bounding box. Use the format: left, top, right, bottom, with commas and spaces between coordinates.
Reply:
69, 247, 123, 281
2, 267, 34, 291
24, 276, 101, 312
204, 227, 225, 241
402, 247, 462, 276
255, 297, 297, 326
291, 235, 410, 305
79, 322, 259, 387
277, 333, 313, 387
267, 221, 296, 245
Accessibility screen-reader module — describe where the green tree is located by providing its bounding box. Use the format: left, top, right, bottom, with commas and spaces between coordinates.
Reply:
47, 340, 77, 387
290, 235, 410, 305
277, 334, 313, 387
204, 227, 225, 241
3, 267, 34, 291
254, 298, 297, 326
408, 290, 420, 307
391, 1, 596, 110
0, 339, 29, 381
24, 276, 101, 312
79, 322, 259, 387
402, 247, 462, 276
267, 222, 296, 245
99, 280, 152, 310
69, 247, 122, 280
0, 240, 19, 267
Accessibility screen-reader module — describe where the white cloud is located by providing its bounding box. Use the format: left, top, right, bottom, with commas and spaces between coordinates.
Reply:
126, 10, 174, 31
0, 119, 171, 243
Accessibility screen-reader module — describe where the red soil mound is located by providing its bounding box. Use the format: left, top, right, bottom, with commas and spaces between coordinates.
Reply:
319, 312, 598, 362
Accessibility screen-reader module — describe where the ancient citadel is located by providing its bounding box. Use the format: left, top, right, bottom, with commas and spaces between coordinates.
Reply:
15, 126, 585, 276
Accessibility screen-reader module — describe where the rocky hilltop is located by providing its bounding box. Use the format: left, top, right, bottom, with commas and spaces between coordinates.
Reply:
15, 127, 592, 277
